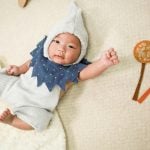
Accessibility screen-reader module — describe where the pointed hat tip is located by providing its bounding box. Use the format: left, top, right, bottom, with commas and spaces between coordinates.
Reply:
69, 1, 81, 12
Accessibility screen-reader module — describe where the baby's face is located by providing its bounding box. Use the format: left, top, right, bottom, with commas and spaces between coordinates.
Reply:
48, 33, 81, 65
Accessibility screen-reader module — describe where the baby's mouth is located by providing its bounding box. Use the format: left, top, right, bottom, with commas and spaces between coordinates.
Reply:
54, 55, 64, 59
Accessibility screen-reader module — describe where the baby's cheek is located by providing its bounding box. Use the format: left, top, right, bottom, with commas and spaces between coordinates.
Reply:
48, 48, 54, 57
65, 55, 74, 63
72, 53, 79, 61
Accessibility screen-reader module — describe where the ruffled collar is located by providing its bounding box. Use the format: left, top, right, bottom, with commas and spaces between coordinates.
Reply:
30, 37, 90, 91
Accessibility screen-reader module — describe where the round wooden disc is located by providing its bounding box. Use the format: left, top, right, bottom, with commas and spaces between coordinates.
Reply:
134, 40, 150, 63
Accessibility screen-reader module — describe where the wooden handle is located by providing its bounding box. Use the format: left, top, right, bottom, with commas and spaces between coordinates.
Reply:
138, 88, 150, 103
132, 63, 146, 101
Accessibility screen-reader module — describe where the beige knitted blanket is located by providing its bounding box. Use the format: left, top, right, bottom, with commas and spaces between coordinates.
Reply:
0, 0, 150, 150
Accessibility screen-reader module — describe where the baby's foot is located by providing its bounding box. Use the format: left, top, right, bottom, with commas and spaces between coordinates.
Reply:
0, 108, 14, 124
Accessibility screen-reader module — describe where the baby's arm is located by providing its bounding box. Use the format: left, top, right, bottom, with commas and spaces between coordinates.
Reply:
6, 60, 31, 76
79, 48, 119, 81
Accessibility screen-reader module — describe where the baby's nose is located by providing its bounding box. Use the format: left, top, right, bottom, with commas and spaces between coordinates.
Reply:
57, 49, 65, 55
58, 45, 66, 53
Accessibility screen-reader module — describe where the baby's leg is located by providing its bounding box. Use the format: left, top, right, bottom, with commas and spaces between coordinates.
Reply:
0, 108, 33, 130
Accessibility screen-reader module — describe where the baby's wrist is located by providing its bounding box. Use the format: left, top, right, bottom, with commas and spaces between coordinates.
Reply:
17, 67, 21, 75
98, 59, 111, 69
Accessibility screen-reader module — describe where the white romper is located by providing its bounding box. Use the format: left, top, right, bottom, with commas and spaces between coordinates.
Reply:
1, 67, 61, 131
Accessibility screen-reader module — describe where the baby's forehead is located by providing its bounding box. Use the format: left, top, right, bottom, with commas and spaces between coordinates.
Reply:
55, 33, 73, 38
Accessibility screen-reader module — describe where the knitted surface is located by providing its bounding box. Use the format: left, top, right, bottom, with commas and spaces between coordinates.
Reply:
0, 0, 150, 150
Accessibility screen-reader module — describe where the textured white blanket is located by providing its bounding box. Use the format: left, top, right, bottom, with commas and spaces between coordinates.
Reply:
0, 101, 66, 150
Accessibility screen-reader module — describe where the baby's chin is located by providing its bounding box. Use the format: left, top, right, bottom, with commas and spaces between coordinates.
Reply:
52, 58, 76, 65
51, 58, 69, 65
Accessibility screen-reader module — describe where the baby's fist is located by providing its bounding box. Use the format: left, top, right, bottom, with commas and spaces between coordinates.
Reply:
101, 48, 119, 68
6, 65, 20, 76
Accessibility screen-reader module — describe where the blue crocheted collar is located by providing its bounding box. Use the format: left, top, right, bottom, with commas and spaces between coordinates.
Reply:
30, 36, 90, 91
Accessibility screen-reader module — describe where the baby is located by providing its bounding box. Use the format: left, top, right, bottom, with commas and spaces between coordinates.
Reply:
0, 2, 119, 131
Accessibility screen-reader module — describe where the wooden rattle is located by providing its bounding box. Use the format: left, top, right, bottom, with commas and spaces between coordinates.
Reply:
132, 40, 150, 102
18, 0, 28, 7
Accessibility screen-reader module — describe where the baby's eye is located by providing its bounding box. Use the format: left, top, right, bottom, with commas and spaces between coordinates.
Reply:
53, 40, 60, 44
68, 45, 75, 49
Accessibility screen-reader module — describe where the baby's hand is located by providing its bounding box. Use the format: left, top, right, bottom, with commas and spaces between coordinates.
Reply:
6, 65, 20, 76
100, 48, 119, 68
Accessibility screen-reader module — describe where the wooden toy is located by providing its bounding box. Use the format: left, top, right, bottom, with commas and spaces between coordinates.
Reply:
18, 0, 28, 7
132, 40, 150, 103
